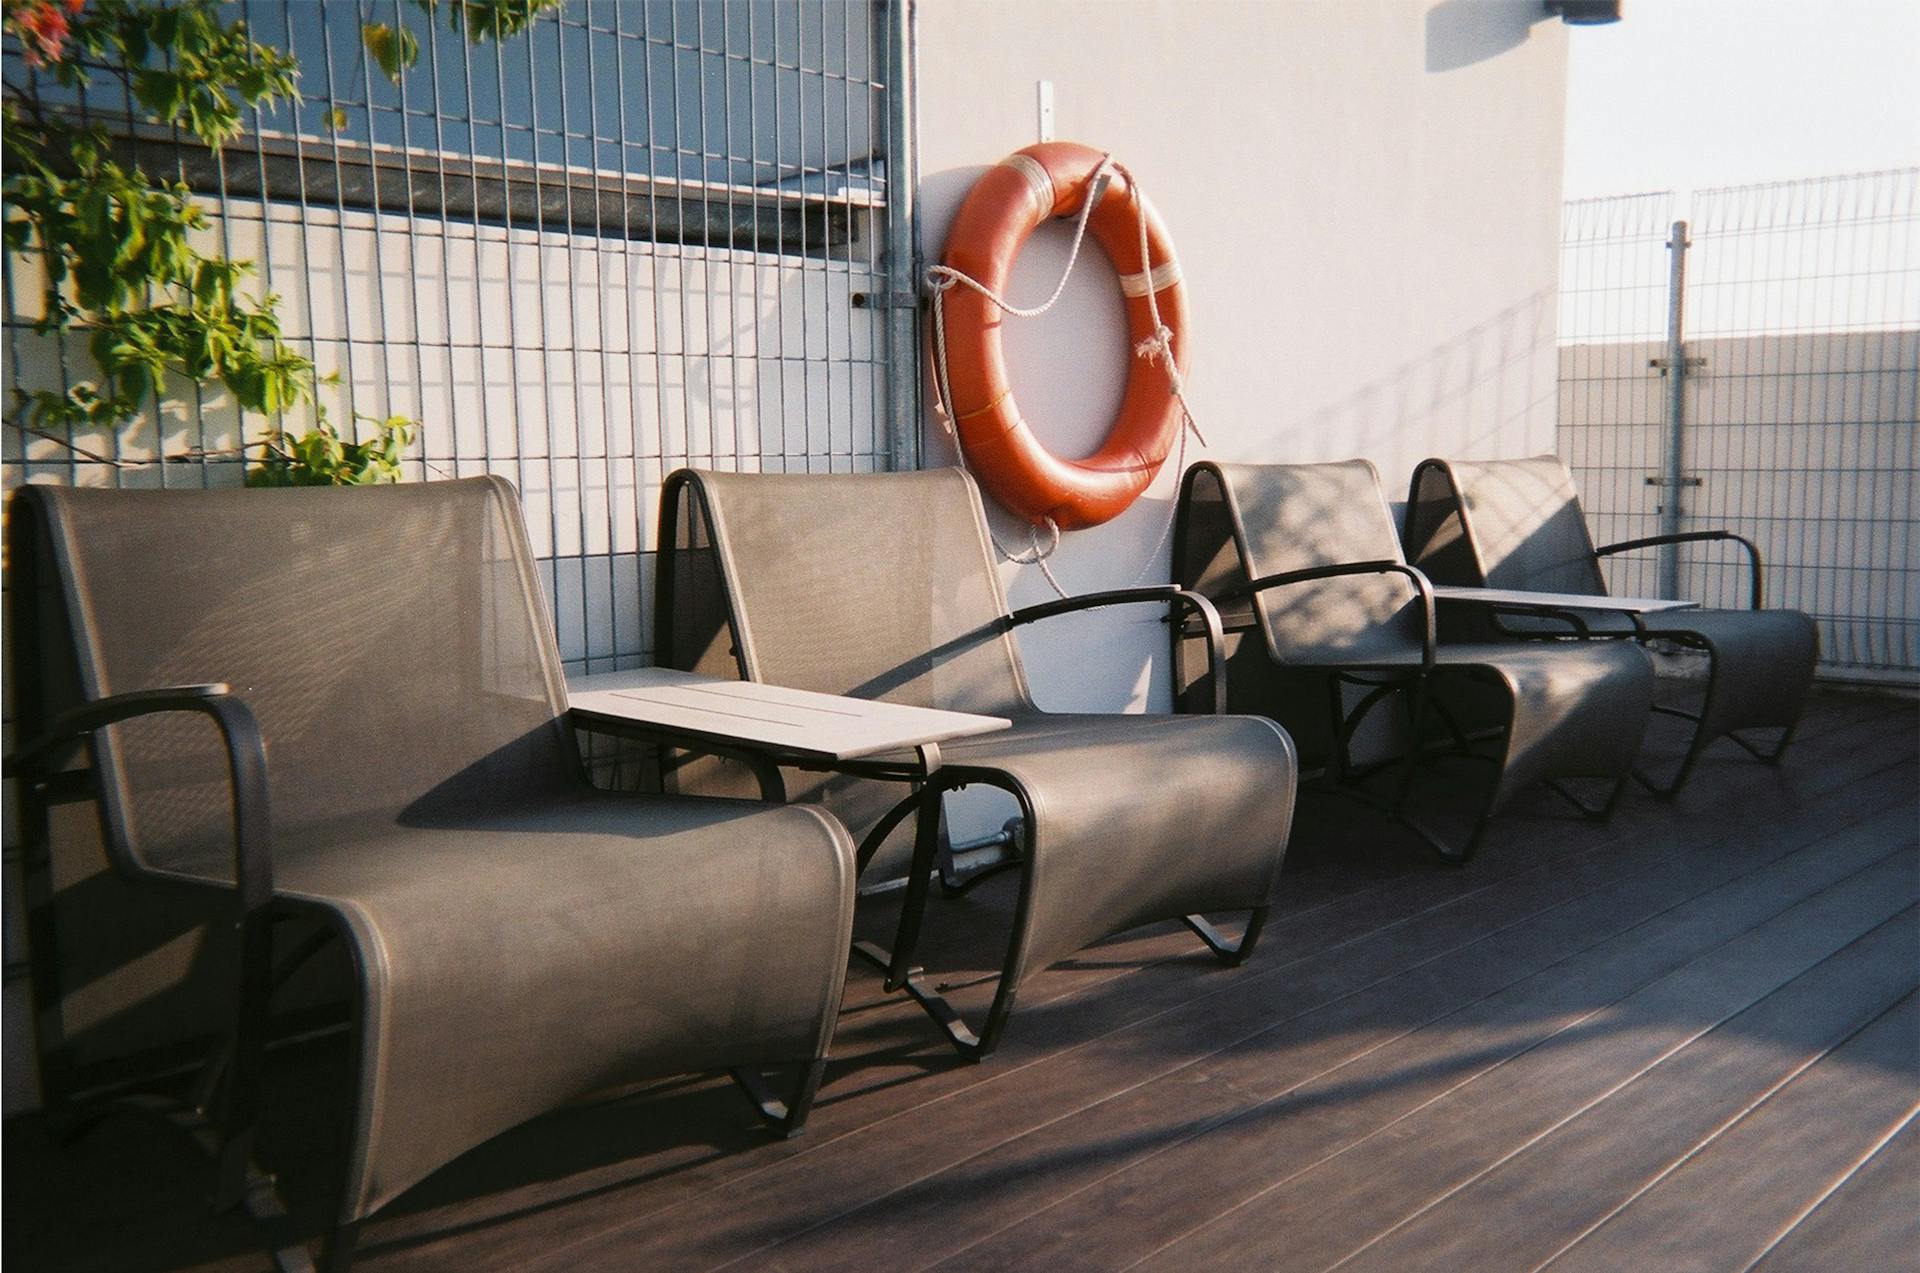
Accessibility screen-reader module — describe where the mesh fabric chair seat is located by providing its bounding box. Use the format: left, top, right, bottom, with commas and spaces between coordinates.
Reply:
7, 480, 856, 1266
1403, 455, 1819, 794
1173, 460, 1657, 863
655, 468, 1297, 1058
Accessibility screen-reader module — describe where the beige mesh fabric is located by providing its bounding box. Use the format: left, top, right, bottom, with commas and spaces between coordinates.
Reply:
1423, 457, 1611, 595
657, 464, 1298, 1006
19, 476, 859, 1224
1197, 461, 1428, 668
686, 468, 1036, 716
1402, 461, 1483, 589
37, 478, 575, 881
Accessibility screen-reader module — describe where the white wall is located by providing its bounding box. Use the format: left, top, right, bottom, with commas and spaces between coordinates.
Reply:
914, 0, 1570, 711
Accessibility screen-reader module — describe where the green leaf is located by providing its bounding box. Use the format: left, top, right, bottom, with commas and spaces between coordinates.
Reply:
362, 22, 420, 84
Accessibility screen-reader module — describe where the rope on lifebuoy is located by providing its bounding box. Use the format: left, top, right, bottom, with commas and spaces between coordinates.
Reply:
925, 153, 1206, 597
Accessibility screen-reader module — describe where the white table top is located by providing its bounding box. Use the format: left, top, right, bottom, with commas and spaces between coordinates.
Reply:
567, 667, 1010, 762
1429, 584, 1699, 614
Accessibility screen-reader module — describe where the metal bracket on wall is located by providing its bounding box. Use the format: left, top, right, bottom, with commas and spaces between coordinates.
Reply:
1648, 356, 1707, 372
853, 291, 921, 309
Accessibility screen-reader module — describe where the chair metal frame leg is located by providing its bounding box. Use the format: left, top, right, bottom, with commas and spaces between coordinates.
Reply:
1544, 774, 1632, 821
936, 806, 1025, 897
853, 763, 1025, 1061
1317, 671, 1511, 867
1634, 635, 1728, 798
1728, 719, 1800, 765
1182, 908, 1269, 966
63, 1092, 318, 1272
1631, 636, 1799, 798
1637, 700, 1801, 798
729, 1058, 829, 1137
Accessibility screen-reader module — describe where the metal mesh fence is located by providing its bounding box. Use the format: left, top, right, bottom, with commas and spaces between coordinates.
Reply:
3, 0, 913, 676
1558, 169, 1920, 682
1557, 190, 1676, 600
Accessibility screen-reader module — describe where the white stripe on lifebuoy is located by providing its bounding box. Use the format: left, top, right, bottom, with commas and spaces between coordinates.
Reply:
1002, 153, 1055, 217
1118, 259, 1183, 297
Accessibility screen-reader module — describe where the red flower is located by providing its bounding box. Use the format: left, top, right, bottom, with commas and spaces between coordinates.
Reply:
9, 0, 73, 66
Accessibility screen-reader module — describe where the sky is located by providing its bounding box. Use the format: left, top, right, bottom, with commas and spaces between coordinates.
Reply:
1562, 0, 1920, 202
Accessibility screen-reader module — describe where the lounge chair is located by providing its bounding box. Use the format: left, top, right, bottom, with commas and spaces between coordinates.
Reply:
653, 467, 1297, 1059
1403, 455, 1819, 795
1172, 459, 1657, 863
6, 478, 856, 1268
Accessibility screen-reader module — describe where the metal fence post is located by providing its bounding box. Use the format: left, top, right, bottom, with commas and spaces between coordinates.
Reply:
881, 0, 923, 471
1657, 218, 1690, 597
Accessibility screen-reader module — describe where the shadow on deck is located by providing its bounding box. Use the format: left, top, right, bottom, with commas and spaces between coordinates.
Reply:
8, 689, 1918, 1271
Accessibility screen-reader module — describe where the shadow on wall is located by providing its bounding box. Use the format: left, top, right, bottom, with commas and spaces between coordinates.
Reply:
1426, 0, 1553, 73
1270, 288, 1557, 473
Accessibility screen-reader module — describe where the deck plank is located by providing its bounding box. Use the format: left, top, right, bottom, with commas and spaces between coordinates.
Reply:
1547, 992, 1920, 1272
1336, 905, 1920, 1271
916, 793, 1918, 1273
1125, 851, 1919, 1273
935, 817, 1919, 1273
1749, 1110, 1920, 1272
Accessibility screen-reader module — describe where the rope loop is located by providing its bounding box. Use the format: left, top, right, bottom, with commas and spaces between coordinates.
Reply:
1003, 516, 1061, 565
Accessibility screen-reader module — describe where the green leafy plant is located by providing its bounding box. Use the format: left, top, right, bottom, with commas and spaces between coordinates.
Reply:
3, 0, 560, 486
249, 414, 418, 487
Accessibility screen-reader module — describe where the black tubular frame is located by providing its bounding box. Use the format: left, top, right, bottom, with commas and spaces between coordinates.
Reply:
647, 470, 1258, 1059
1594, 529, 1765, 610
1, 684, 310, 1263
1592, 527, 1786, 793
1224, 561, 1519, 864
848, 587, 1247, 1060
1002, 583, 1230, 714
1176, 460, 1634, 866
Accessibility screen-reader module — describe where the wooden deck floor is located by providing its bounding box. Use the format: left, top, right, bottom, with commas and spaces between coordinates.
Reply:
9, 690, 1918, 1272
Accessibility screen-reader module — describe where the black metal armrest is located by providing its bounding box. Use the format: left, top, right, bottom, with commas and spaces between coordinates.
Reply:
1003, 584, 1180, 628
1476, 601, 1593, 639
1594, 529, 1763, 609
8, 683, 276, 1178
1230, 560, 1439, 675
1004, 585, 1230, 715
5, 684, 273, 914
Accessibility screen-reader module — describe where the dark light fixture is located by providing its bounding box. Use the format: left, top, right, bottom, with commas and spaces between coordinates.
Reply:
1545, 0, 1623, 24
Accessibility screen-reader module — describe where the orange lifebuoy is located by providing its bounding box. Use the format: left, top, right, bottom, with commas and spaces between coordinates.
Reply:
937, 141, 1191, 531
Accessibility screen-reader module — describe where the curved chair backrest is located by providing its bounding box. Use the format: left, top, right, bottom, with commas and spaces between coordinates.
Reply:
11, 478, 576, 881
1176, 460, 1428, 666
1405, 455, 1609, 595
656, 468, 1036, 717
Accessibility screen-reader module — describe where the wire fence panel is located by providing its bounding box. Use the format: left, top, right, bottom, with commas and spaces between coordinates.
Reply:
2, 0, 910, 676
1684, 171, 1918, 677
1558, 191, 1676, 600
1558, 170, 1920, 682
